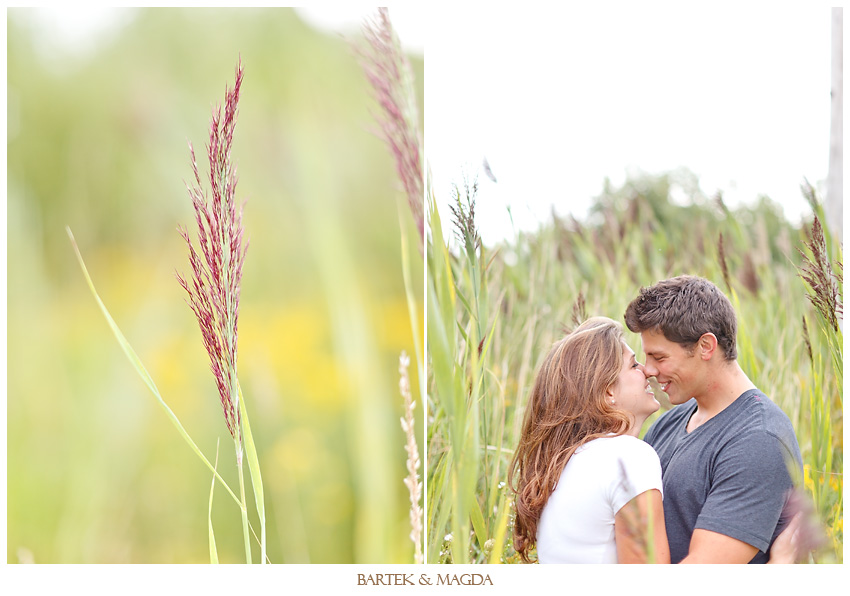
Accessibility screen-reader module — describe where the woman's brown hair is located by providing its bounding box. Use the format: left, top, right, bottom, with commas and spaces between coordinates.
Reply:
507, 317, 632, 563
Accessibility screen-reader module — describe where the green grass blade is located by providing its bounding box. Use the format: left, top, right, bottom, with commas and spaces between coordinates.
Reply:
488, 496, 510, 564
237, 382, 266, 564
427, 450, 452, 561
67, 227, 241, 506
209, 438, 220, 564
469, 497, 488, 552
236, 447, 252, 564
399, 212, 425, 401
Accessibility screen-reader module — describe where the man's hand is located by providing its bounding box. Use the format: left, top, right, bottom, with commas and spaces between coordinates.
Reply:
679, 529, 758, 563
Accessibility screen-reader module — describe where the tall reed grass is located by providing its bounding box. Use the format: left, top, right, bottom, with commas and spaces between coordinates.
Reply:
357, 7, 425, 563
795, 185, 843, 558
69, 60, 267, 563
425, 168, 842, 563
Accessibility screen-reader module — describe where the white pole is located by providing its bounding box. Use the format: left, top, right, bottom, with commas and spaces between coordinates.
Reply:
826, 8, 843, 239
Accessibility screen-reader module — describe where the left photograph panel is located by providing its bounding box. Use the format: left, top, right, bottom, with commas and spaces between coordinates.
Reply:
7, 7, 423, 563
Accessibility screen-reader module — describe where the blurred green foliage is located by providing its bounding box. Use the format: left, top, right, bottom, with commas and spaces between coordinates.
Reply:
7, 7, 423, 563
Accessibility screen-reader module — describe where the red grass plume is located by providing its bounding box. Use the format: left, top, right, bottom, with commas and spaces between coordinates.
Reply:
176, 60, 248, 442
358, 8, 424, 252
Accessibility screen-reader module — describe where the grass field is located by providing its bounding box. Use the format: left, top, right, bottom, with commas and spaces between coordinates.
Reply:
426, 169, 843, 563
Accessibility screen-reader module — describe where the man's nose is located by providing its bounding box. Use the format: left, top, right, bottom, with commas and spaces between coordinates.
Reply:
643, 360, 658, 377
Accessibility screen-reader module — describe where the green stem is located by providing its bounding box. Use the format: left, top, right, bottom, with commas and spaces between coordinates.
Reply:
237, 441, 252, 564
67, 228, 246, 509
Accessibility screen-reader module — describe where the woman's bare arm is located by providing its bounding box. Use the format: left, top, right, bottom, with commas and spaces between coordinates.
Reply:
615, 489, 670, 564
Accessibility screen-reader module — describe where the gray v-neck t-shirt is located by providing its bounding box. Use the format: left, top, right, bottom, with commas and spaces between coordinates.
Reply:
643, 389, 803, 563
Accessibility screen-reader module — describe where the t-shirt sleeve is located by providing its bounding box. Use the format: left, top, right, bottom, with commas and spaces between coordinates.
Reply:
611, 440, 663, 514
694, 431, 792, 552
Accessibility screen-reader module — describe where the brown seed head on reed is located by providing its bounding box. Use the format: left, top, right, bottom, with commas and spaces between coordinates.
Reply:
569, 292, 587, 331
717, 232, 732, 294
798, 215, 841, 332
740, 252, 760, 297
801, 179, 819, 215
801, 315, 814, 365
449, 176, 481, 255
714, 190, 730, 218
176, 59, 248, 441
358, 8, 424, 252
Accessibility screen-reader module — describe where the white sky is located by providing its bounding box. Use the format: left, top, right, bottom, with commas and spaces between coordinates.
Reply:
426, 4, 836, 243
17, 6, 424, 59
295, 6, 424, 54
11, 5, 839, 245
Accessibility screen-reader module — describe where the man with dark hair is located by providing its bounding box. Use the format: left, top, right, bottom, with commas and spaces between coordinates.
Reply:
624, 275, 802, 563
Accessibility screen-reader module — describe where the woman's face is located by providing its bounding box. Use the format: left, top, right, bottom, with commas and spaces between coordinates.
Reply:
609, 344, 660, 425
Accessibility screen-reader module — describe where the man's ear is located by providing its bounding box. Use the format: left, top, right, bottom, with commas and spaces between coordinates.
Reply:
698, 333, 718, 360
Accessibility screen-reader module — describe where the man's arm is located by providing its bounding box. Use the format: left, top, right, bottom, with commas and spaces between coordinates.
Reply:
682, 516, 804, 564
679, 529, 758, 564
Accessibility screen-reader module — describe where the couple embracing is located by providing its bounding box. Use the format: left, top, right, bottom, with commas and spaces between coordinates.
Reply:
509, 275, 803, 564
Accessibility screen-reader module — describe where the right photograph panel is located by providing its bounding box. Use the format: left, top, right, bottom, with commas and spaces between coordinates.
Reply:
425, 5, 842, 564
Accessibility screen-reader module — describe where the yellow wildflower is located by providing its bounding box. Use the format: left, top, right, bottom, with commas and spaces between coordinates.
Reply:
804, 465, 814, 492
829, 474, 841, 491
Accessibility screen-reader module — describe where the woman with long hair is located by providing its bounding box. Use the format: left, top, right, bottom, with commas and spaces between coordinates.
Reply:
508, 317, 798, 563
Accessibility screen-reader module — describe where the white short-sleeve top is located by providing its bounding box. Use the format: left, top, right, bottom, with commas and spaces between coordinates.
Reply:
536, 434, 663, 564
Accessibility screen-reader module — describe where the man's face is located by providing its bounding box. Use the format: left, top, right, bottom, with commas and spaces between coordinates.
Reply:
639, 329, 704, 405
